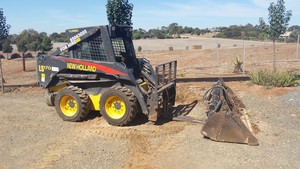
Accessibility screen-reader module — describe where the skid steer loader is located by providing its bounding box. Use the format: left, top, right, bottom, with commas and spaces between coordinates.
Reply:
37, 25, 176, 126
36, 25, 258, 145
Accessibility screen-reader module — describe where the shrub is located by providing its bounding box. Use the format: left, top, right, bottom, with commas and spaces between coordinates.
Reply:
233, 57, 243, 73
137, 46, 142, 52
8, 53, 21, 60
24, 53, 33, 58
0, 54, 4, 59
250, 69, 299, 87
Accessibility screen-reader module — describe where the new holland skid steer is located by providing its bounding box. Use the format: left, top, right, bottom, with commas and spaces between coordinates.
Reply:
36, 25, 258, 145
37, 25, 176, 126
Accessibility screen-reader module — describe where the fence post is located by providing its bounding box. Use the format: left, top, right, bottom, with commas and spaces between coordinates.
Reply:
243, 40, 247, 74
296, 34, 299, 59
217, 39, 219, 66
0, 58, 4, 93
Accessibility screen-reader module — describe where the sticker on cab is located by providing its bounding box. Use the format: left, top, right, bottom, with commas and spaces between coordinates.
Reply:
52, 67, 59, 72
41, 73, 45, 82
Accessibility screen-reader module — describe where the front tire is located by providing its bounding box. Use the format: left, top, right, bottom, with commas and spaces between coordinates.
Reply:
54, 86, 90, 122
100, 86, 137, 126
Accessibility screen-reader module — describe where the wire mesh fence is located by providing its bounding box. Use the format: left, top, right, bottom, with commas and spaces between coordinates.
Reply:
136, 38, 300, 77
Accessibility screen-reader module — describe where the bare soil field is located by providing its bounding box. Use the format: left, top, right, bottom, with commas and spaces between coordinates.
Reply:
137, 43, 300, 77
1, 39, 300, 169
133, 37, 269, 51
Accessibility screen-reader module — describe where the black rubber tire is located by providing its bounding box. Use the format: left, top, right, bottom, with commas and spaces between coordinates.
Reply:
100, 86, 137, 126
54, 86, 90, 122
45, 91, 55, 107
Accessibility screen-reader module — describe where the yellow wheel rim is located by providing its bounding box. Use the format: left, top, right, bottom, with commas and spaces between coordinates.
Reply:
105, 96, 126, 119
60, 95, 78, 117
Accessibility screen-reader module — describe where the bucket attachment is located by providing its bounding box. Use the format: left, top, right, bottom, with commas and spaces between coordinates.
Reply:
202, 79, 258, 146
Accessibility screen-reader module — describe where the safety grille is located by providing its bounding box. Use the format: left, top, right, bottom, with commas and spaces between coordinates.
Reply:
74, 32, 107, 61
112, 38, 126, 58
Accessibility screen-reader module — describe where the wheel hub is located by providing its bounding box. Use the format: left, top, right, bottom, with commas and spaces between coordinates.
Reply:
60, 95, 78, 117
114, 102, 121, 110
68, 101, 75, 108
105, 96, 126, 119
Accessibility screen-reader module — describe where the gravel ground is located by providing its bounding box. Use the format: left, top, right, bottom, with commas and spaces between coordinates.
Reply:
0, 82, 300, 169
1, 42, 299, 169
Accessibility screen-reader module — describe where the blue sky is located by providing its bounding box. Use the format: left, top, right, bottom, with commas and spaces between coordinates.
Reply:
1, 0, 299, 34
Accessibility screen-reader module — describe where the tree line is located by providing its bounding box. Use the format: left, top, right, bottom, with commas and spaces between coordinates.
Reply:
132, 23, 211, 39
131, 22, 300, 42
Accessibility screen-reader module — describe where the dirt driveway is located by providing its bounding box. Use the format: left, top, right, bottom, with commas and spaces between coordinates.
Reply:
1, 42, 300, 169
1, 81, 300, 169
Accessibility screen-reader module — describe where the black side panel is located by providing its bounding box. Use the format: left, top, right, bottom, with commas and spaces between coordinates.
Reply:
36, 55, 67, 88
100, 26, 115, 62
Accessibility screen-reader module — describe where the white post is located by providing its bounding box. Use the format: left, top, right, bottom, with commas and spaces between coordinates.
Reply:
217, 39, 219, 66
243, 40, 246, 74
296, 34, 299, 59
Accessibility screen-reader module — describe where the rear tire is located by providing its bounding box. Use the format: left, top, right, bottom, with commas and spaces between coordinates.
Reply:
45, 90, 55, 106
100, 86, 137, 126
54, 86, 90, 122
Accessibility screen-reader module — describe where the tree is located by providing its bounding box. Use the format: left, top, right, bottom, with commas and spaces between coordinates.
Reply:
8, 34, 18, 44
288, 25, 300, 31
0, 8, 11, 51
16, 38, 28, 71
106, 0, 133, 26
267, 0, 292, 72
50, 32, 68, 42
0, 8, 10, 90
168, 23, 179, 35
40, 36, 53, 52
16, 29, 39, 71
16, 29, 53, 71
132, 30, 142, 39
2, 39, 13, 58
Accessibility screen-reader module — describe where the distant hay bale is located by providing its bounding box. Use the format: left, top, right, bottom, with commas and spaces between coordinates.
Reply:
191, 45, 202, 50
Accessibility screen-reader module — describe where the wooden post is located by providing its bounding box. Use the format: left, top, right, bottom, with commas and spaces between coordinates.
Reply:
0, 58, 4, 93
22, 52, 26, 71
296, 34, 299, 59
272, 40, 276, 72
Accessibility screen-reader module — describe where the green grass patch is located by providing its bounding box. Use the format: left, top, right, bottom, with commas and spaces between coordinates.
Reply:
250, 69, 299, 87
